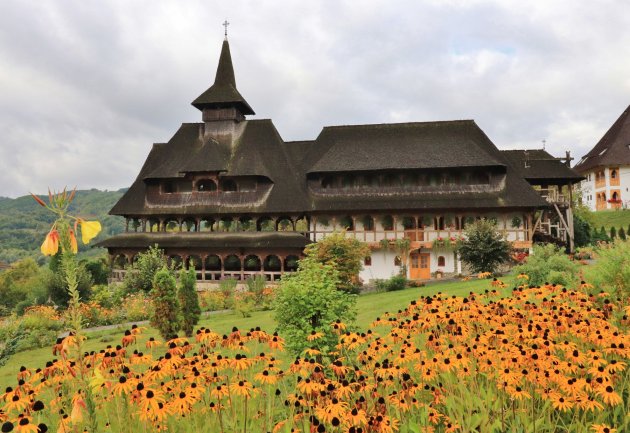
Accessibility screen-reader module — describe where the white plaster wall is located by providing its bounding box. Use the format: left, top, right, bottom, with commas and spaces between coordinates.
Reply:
430, 250, 457, 273
579, 170, 596, 211
360, 251, 401, 283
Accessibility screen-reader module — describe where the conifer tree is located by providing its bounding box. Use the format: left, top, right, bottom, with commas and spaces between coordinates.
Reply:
150, 267, 181, 340
178, 267, 201, 337
618, 227, 627, 241
610, 226, 617, 239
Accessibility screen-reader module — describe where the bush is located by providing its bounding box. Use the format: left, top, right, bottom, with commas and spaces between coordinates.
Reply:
0, 259, 47, 312
0, 306, 64, 353
514, 244, 579, 287
457, 219, 511, 274
619, 227, 627, 241
198, 291, 225, 312
303, 232, 370, 293
219, 278, 237, 309
178, 268, 201, 337
150, 268, 181, 340
123, 245, 168, 292
382, 275, 407, 292
120, 292, 152, 322
589, 240, 630, 301
274, 258, 356, 356
83, 258, 110, 285
91, 284, 126, 309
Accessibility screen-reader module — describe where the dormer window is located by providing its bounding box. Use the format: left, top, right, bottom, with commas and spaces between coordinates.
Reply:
197, 179, 217, 192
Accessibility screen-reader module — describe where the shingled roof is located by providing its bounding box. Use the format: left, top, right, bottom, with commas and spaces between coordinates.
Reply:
110, 119, 309, 216
191, 40, 255, 115
574, 104, 630, 173
501, 149, 584, 183
307, 121, 505, 173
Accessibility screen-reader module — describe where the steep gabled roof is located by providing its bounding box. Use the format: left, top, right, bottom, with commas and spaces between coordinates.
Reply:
302, 120, 547, 211
307, 121, 505, 174
191, 40, 255, 115
501, 149, 584, 183
574, 104, 630, 172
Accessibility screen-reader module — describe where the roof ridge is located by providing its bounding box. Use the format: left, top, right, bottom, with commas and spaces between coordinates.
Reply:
321, 119, 475, 130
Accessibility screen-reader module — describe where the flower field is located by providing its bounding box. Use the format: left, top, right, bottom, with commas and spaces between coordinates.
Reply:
1, 279, 628, 433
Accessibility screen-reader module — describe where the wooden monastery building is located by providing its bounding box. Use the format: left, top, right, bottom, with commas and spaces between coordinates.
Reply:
99, 38, 582, 285
574, 105, 630, 211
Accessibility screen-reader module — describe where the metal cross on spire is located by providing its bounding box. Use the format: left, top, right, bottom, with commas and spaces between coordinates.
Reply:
223, 20, 230, 40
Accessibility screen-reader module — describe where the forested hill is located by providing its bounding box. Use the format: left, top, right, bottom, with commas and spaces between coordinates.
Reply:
0, 189, 126, 264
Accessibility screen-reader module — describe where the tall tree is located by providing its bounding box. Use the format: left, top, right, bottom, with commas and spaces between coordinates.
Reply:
150, 267, 181, 340
457, 219, 511, 274
178, 267, 201, 337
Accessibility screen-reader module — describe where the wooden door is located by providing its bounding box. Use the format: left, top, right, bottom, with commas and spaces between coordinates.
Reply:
409, 252, 430, 280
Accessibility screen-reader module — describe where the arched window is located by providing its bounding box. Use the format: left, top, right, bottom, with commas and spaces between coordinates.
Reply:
224, 255, 241, 271
284, 255, 299, 272
197, 179, 217, 192
437, 256, 446, 267
244, 255, 262, 271
611, 169, 617, 179
339, 216, 354, 231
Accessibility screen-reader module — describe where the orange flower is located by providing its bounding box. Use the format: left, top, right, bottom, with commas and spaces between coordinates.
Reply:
40, 229, 59, 256
68, 229, 78, 253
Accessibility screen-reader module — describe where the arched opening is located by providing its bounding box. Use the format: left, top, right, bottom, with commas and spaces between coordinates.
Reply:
382, 173, 400, 187
612, 191, 619, 200
147, 219, 160, 233
295, 216, 309, 232
263, 255, 281, 272
197, 179, 217, 192
113, 254, 127, 269
434, 216, 445, 231
224, 255, 241, 272
205, 255, 221, 271
200, 217, 216, 232
401, 216, 416, 230
238, 216, 255, 232
257, 216, 275, 232
130, 218, 141, 232
168, 255, 183, 269
284, 255, 299, 272
401, 173, 418, 187
244, 255, 262, 271
611, 169, 617, 179
220, 179, 238, 192
339, 215, 354, 231
218, 217, 234, 232
437, 256, 446, 267
182, 218, 197, 232
164, 218, 179, 232
186, 255, 202, 270
340, 174, 355, 189
321, 176, 334, 189
380, 215, 394, 231
276, 217, 294, 232
363, 174, 378, 188
360, 215, 375, 231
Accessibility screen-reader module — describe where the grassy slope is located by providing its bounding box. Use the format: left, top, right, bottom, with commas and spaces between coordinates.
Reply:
0, 276, 514, 389
589, 209, 630, 231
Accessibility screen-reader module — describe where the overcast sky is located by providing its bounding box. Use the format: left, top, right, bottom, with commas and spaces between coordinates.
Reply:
1, 0, 630, 197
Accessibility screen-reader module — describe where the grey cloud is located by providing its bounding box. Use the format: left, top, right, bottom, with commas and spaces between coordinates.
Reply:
1, 0, 630, 197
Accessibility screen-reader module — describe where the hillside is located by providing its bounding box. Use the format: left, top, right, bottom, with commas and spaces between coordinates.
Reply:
589, 209, 630, 231
0, 189, 126, 264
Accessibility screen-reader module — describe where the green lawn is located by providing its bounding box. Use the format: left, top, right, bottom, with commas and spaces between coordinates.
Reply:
589, 209, 630, 231
0, 276, 515, 390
